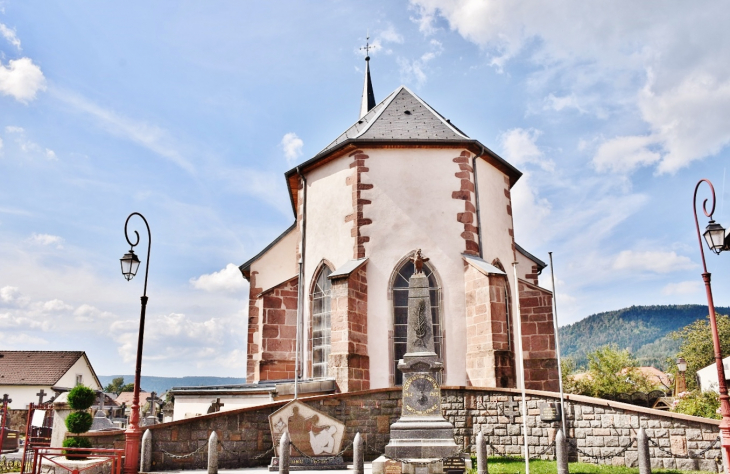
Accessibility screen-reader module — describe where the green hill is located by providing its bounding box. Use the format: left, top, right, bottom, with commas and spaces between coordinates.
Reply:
98, 375, 247, 394
559, 305, 730, 370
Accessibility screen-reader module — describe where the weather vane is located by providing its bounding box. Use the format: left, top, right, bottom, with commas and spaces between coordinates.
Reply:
360, 32, 371, 59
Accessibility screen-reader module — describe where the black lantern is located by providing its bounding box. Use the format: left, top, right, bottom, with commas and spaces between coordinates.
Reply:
704, 220, 727, 255
120, 249, 141, 281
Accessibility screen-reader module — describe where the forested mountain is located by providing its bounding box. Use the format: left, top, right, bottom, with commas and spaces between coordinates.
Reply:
559, 305, 730, 370
98, 375, 247, 394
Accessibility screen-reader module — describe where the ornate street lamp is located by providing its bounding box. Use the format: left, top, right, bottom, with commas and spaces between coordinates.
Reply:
120, 212, 151, 474
693, 179, 730, 472
675, 357, 687, 395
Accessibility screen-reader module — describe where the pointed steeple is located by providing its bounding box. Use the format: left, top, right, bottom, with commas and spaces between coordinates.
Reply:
360, 36, 376, 119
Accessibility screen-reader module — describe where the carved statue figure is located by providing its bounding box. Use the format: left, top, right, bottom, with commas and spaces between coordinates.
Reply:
411, 249, 429, 274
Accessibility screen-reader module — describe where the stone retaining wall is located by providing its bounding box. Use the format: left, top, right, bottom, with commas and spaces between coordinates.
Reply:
141, 387, 722, 472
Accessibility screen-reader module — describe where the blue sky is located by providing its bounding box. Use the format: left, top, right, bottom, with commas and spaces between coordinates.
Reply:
1, 1, 729, 378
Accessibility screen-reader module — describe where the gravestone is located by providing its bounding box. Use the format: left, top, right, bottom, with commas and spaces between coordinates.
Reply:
381, 250, 458, 464
268, 400, 346, 471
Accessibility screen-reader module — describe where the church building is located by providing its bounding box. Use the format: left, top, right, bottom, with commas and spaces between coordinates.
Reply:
239, 55, 558, 394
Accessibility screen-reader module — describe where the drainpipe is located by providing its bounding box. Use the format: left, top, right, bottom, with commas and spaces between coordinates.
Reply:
472, 146, 486, 258
295, 167, 308, 399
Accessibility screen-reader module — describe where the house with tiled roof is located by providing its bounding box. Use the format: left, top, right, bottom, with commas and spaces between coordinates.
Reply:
238, 54, 557, 394
0, 351, 102, 409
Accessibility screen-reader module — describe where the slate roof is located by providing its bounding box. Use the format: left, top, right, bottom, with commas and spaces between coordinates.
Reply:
0, 351, 85, 385
319, 86, 469, 157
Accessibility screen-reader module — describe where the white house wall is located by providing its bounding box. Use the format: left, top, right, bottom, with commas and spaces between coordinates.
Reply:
2, 385, 51, 409
360, 147, 470, 388
172, 395, 273, 421
55, 356, 101, 390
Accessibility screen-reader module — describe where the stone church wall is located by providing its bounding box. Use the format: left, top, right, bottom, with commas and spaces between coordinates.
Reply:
139, 387, 722, 472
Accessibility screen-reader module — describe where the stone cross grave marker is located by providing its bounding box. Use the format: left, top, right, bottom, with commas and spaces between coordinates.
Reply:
208, 398, 224, 414
146, 392, 158, 416
502, 399, 520, 424
36, 389, 46, 404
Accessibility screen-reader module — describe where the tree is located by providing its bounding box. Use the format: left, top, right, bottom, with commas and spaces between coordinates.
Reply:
566, 344, 660, 399
104, 377, 135, 395
671, 313, 730, 391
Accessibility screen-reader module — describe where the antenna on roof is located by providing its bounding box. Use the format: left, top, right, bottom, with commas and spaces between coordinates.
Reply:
359, 33, 376, 119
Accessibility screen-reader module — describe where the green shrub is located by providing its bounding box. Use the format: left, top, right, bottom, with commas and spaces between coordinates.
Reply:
672, 390, 721, 419
62, 437, 92, 460
67, 386, 96, 410
65, 412, 93, 434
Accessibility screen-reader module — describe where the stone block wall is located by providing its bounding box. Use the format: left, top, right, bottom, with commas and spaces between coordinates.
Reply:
140, 387, 723, 472
257, 277, 299, 381
6, 409, 28, 432
329, 264, 370, 392
518, 279, 559, 392
464, 264, 515, 388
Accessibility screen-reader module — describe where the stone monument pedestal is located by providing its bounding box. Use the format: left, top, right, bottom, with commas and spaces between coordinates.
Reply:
381, 255, 460, 468
268, 456, 347, 471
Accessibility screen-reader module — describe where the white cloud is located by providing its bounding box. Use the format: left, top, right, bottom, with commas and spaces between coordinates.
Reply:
0, 23, 21, 50
28, 233, 64, 249
500, 128, 554, 171
0, 286, 21, 303
3, 126, 56, 160
73, 304, 115, 322
380, 25, 404, 44
280, 132, 303, 166
662, 280, 702, 296
409, 0, 730, 173
190, 263, 247, 294
53, 90, 194, 174
45, 149, 56, 160
593, 135, 661, 174
612, 250, 697, 274
0, 57, 46, 103
398, 39, 443, 86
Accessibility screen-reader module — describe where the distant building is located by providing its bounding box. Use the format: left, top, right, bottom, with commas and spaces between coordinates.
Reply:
0, 351, 102, 409
696, 357, 730, 393
239, 55, 558, 393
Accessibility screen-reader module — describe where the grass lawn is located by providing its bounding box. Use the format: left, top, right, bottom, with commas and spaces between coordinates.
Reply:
470, 457, 716, 474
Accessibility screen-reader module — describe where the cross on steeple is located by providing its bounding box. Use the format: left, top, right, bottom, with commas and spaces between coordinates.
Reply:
360, 34, 372, 60
36, 389, 46, 404
359, 33, 376, 119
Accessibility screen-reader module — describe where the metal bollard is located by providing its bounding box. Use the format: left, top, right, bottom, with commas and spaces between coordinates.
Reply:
208, 431, 218, 474
476, 431, 488, 474
140, 429, 152, 472
354, 432, 364, 474
638, 427, 651, 474
279, 432, 290, 474
556, 429, 568, 474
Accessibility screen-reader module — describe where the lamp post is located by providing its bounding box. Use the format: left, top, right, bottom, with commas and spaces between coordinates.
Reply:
120, 212, 151, 474
693, 179, 730, 472
675, 357, 687, 395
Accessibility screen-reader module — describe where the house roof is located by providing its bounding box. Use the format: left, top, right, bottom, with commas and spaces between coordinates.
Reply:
115, 391, 153, 406
515, 243, 547, 271
0, 351, 97, 386
284, 86, 522, 214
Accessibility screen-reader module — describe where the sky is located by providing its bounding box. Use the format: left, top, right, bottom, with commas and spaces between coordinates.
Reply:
1, 1, 730, 378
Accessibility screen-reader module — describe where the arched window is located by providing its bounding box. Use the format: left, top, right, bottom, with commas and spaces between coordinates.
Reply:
311, 265, 332, 378
392, 257, 442, 385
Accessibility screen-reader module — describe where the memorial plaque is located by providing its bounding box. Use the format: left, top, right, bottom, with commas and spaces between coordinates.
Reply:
269, 400, 345, 457
442, 456, 466, 474
384, 459, 402, 474
539, 402, 561, 423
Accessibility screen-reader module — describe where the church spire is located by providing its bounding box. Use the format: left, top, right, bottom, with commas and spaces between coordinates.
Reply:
359, 35, 376, 119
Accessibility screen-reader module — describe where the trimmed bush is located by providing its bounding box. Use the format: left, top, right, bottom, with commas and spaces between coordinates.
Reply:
67, 386, 96, 410
65, 411, 93, 434
63, 437, 92, 460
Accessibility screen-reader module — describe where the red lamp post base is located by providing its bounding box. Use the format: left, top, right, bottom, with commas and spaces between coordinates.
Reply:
123, 423, 142, 474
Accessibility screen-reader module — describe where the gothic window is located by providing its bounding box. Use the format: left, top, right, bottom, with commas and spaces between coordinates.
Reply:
392, 258, 442, 385
311, 265, 332, 378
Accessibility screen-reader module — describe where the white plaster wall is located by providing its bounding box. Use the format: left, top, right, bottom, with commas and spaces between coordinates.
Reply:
0, 385, 51, 409
55, 356, 101, 390
475, 159, 523, 387
302, 157, 356, 377
251, 228, 299, 293
172, 395, 272, 421
361, 147, 470, 388
696, 357, 730, 393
